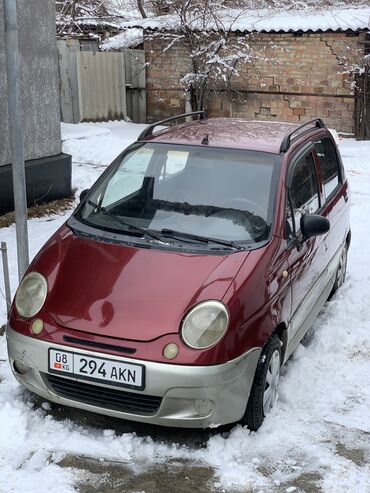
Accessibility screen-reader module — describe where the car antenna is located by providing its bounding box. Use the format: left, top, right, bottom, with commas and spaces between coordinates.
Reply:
202, 134, 209, 145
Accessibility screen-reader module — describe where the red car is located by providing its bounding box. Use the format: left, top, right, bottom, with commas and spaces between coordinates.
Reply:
7, 113, 350, 430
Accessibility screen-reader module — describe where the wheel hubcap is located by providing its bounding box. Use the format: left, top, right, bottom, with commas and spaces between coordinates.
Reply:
263, 349, 280, 415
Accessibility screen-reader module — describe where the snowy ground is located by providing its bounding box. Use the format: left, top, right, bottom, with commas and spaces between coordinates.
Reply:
0, 121, 369, 493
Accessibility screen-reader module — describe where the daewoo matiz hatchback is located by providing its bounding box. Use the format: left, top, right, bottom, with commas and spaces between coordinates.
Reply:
7, 112, 350, 430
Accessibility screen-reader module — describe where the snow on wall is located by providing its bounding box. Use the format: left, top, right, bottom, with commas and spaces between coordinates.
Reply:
124, 7, 370, 33
100, 28, 144, 51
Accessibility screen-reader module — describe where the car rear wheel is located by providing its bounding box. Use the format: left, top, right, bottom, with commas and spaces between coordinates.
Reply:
241, 334, 281, 431
330, 243, 348, 298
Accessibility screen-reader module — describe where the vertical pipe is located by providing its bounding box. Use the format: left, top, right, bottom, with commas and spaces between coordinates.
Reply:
1, 242, 12, 315
3, 0, 29, 281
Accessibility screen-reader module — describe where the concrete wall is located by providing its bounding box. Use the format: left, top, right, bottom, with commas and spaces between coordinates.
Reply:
0, 0, 62, 167
145, 32, 363, 134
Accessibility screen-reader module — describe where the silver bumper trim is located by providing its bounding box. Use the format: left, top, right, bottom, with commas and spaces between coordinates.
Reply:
6, 325, 261, 428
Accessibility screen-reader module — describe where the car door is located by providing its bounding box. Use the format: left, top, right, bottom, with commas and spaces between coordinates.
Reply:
313, 136, 350, 279
285, 145, 330, 356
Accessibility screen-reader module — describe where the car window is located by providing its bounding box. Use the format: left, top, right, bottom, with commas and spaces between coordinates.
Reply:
314, 137, 340, 199
159, 150, 189, 181
80, 143, 279, 246
287, 152, 320, 236
101, 148, 154, 207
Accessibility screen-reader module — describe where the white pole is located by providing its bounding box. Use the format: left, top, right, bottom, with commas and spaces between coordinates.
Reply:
3, 0, 29, 281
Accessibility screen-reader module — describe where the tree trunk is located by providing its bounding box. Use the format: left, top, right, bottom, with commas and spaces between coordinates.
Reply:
136, 0, 147, 18
355, 67, 369, 140
71, 0, 77, 19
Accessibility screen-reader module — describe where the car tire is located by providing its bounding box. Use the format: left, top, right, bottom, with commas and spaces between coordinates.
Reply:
329, 242, 348, 298
241, 334, 281, 431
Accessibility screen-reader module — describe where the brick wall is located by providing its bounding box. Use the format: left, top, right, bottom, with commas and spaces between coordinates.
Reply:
145, 32, 363, 133
145, 37, 191, 120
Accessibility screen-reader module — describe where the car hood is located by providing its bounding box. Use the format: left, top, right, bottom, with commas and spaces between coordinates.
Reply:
33, 225, 248, 341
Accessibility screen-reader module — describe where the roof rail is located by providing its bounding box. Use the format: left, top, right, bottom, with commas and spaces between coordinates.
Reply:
137, 111, 208, 141
280, 118, 325, 153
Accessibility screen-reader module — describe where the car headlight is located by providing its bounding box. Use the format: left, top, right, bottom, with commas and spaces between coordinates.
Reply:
181, 301, 229, 349
15, 272, 48, 319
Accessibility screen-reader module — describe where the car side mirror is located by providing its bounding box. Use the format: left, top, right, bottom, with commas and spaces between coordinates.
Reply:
300, 214, 330, 240
79, 189, 90, 203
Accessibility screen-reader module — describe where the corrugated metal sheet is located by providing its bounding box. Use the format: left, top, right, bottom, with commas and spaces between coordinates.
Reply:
58, 41, 146, 123
76, 51, 127, 122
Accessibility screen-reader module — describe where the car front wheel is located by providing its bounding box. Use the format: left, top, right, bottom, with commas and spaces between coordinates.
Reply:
242, 334, 281, 431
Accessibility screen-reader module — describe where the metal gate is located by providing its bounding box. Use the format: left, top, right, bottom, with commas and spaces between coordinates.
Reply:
57, 39, 146, 123
125, 49, 146, 124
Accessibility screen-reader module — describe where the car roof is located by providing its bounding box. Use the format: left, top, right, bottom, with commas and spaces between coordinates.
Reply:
143, 118, 323, 154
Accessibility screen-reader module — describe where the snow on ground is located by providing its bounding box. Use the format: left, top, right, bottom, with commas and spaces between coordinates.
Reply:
0, 122, 370, 493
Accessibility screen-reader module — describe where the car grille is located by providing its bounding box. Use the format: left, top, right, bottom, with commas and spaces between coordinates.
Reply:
42, 373, 162, 415
63, 335, 136, 355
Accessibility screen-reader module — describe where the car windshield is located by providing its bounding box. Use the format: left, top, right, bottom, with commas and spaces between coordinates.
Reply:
76, 143, 280, 247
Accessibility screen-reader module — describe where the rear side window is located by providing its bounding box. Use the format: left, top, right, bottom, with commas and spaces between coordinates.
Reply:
287, 152, 320, 236
314, 137, 340, 198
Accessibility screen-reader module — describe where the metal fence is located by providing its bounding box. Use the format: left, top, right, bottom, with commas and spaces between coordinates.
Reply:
57, 39, 146, 123
124, 49, 146, 124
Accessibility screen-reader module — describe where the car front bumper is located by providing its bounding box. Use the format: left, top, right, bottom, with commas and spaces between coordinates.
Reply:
6, 325, 260, 428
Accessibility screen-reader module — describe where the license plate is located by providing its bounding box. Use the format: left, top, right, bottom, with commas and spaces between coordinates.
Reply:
48, 348, 145, 390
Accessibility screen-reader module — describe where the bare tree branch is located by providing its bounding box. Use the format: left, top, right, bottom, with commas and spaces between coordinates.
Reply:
137, 0, 148, 18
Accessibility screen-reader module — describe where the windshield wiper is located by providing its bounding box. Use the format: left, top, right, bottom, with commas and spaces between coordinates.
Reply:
87, 200, 165, 242
86, 201, 244, 250
160, 228, 243, 251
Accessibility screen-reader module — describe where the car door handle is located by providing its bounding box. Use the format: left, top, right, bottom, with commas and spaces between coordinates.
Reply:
344, 193, 349, 203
